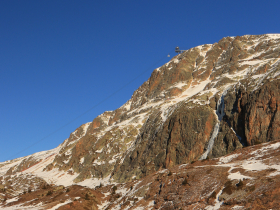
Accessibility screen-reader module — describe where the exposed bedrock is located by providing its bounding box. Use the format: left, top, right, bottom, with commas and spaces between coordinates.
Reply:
214, 79, 280, 151
113, 105, 217, 182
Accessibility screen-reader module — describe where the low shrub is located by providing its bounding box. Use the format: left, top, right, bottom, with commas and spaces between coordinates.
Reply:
85, 193, 90, 200
209, 191, 217, 199
248, 185, 255, 192
182, 178, 188, 186
236, 180, 244, 188
46, 190, 53, 196
223, 181, 234, 195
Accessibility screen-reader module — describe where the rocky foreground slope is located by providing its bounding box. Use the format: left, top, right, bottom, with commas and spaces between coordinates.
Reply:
0, 34, 280, 209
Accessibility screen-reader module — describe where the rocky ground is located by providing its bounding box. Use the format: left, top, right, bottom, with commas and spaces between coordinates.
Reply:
1, 140, 280, 209
0, 34, 280, 209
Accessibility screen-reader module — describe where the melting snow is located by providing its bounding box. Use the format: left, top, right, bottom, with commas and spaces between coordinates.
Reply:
5, 197, 19, 204
146, 200, 155, 209
249, 142, 280, 158
77, 175, 114, 189
116, 186, 130, 196
267, 164, 280, 177
265, 34, 280, 39
95, 148, 103, 153
79, 157, 84, 164
219, 154, 240, 164
241, 160, 269, 171
181, 79, 210, 99
0, 202, 43, 210
173, 58, 180, 64
240, 59, 265, 66
121, 100, 132, 111
205, 188, 224, 210
232, 206, 245, 209
48, 199, 72, 210
157, 169, 168, 174
228, 171, 252, 180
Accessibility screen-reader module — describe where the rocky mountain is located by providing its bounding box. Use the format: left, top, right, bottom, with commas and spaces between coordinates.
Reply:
1, 34, 280, 209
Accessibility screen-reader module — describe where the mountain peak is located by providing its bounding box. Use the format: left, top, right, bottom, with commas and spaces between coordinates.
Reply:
1, 34, 280, 209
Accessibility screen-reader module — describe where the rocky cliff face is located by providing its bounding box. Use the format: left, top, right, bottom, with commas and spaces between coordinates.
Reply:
1, 34, 280, 209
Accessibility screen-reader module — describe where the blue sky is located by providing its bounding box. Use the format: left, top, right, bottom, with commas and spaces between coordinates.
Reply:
1, 0, 279, 162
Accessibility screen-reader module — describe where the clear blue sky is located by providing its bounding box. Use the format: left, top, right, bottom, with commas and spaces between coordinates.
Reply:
1, 0, 279, 162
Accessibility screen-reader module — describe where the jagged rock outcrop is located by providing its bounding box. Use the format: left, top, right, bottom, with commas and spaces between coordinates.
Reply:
113, 105, 217, 182
216, 79, 280, 148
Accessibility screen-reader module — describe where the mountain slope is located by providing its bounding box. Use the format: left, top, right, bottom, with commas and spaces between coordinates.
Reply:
2, 139, 280, 209
1, 34, 280, 209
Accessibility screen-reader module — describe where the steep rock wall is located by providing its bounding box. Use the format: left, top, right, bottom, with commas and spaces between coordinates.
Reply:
113, 105, 217, 182
213, 78, 280, 155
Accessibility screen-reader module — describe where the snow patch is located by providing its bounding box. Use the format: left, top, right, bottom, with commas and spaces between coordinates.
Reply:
219, 154, 240, 164
205, 188, 224, 210
80, 157, 84, 164
232, 206, 245, 209
77, 175, 114, 189
48, 199, 72, 210
146, 200, 155, 209
241, 160, 269, 171
265, 34, 280, 39
121, 100, 132, 111
267, 164, 280, 177
5, 197, 19, 204
181, 79, 210, 99
249, 142, 280, 158
228, 171, 252, 180
0, 202, 43, 210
